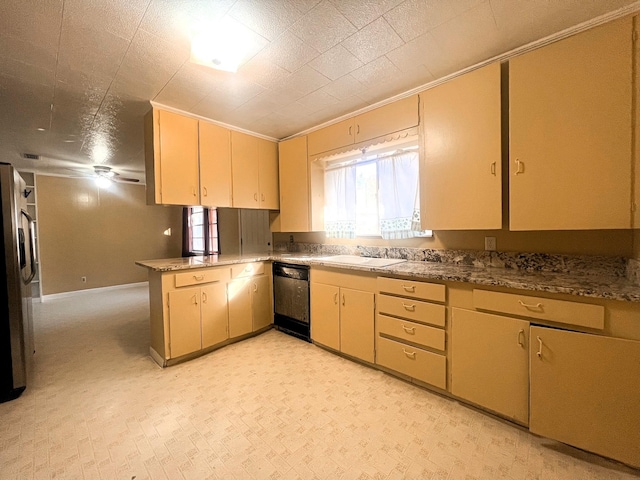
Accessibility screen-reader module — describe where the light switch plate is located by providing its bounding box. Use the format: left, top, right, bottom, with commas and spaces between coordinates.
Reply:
485, 236, 497, 251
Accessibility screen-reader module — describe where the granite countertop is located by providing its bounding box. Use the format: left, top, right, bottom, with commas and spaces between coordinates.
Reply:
136, 253, 640, 303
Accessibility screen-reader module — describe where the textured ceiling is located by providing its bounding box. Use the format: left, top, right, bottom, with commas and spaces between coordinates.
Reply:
0, 0, 638, 181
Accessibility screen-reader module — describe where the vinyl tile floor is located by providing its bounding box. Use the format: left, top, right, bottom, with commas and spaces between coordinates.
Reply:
1, 284, 638, 480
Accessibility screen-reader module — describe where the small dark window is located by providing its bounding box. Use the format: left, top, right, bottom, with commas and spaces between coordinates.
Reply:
183, 207, 219, 256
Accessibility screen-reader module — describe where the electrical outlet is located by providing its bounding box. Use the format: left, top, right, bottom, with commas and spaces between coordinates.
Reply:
484, 237, 497, 251
289, 235, 294, 244
81, 276, 87, 283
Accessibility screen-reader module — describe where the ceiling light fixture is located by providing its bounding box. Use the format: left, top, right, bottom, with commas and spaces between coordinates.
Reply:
95, 175, 112, 189
190, 17, 259, 73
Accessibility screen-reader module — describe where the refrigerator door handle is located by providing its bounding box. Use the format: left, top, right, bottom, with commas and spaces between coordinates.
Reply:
20, 210, 36, 285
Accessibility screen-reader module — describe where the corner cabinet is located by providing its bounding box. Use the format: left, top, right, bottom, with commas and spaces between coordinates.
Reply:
146, 262, 272, 366
509, 16, 633, 230
421, 62, 502, 230
278, 136, 324, 232
310, 268, 375, 363
231, 131, 279, 209
530, 326, 640, 468
145, 109, 200, 206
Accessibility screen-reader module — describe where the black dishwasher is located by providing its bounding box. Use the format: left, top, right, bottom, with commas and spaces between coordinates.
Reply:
273, 262, 310, 341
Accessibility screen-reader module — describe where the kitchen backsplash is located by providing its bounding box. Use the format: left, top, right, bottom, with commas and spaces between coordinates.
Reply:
274, 241, 632, 279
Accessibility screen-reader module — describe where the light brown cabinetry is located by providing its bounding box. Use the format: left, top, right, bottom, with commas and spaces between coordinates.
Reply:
509, 16, 632, 230
376, 276, 446, 390
145, 109, 200, 206
168, 287, 203, 358
421, 62, 501, 230
231, 131, 279, 209
228, 263, 272, 338
199, 121, 232, 207
307, 95, 419, 156
530, 326, 640, 468
451, 308, 529, 424
310, 269, 376, 363
278, 136, 323, 232
201, 282, 229, 348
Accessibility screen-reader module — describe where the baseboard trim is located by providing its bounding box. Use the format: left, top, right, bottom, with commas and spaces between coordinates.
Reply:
41, 282, 149, 302
149, 346, 166, 368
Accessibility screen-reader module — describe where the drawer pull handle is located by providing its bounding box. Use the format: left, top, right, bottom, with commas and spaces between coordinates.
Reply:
402, 303, 416, 311
402, 284, 415, 292
490, 161, 496, 175
192, 186, 197, 197
514, 158, 524, 175
254, 193, 258, 201
333, 293, 338, 304
518, 300, 543, 311
193, 275, 205, 281
192, 294, 198, 305
202, 292, 207, 303
342, 294, 346, 306
203, 187, 208, 197
253, 283, 258, 293
403, 349, 416, 359
517, 329, 525, 347
536, 336, 543, 358
261, 193, 265, 202
402, 325, 415, 334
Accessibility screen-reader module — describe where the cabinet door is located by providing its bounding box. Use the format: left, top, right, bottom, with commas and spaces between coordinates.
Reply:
158, 110, 200, 205
340, 288, 374, 363
451, 308, 529, 424
231, 131, 260, 208
251, 275, 272, 331
355, 95, 419, 143
421, 64, 501, 230
199, 121, 232, 207
227, 279, 253, 338
279, 136, 310, 232
168, 288, 202, 358
510, 17, 632, 230
530, 326, 640, 468
201, 282, 228, 348
258, 138, 279, 209
310, 282, 340, 350
307, 118, 354, 156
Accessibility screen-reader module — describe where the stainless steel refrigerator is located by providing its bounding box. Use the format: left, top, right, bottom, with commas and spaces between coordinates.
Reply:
0, 163, 36, 403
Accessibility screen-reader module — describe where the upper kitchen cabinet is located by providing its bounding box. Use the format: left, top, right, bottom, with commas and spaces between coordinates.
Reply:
145, 109, 200, 206
307, 95, 419, 156
509, 16, 633, 230
278, 136, 324, 232
199, 121, 232, 208
421, 62, 502, 230
231, 131, 279, 210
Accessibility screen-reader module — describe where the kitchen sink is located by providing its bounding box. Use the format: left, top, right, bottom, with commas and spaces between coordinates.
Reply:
318, 255, 406, 267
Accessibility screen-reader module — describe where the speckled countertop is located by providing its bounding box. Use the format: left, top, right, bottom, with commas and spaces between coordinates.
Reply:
136, 253, 640, 303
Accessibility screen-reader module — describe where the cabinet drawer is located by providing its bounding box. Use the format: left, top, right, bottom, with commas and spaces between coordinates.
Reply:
377, 314, 445, 351
376, 336, 446, 389
377, 277, 445, 302
473, 289, 604, 330
231, 262, 265, 279
175, 268, 230, 287
377, 294, 445, 327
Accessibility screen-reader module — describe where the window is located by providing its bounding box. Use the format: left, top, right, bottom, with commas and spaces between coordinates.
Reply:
183, 207, 219, 255
324, 144, 431, 239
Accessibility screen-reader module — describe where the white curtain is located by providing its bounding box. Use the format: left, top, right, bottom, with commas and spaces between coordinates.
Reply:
378, 151, 422, 239
324, 165, 357, 238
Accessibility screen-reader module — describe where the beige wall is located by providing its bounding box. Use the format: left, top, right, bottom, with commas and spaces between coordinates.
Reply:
275, 229, 633, 257
37, 175, 182, 295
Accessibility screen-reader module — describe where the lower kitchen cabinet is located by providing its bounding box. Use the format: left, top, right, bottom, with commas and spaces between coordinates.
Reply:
168, 287, 204, 358
310, 282, 340, 350
530, 326, 640, 468
340, 288, 375, 363
310, 269, 376, 363
228, 271, 273, 338
201, 282, 229, 348
451, 308, 529, 424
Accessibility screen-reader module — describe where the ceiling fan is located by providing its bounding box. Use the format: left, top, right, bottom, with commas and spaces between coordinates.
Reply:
92, 165, 139, 183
